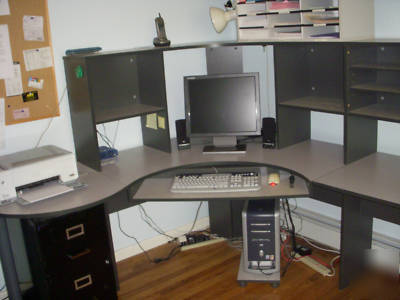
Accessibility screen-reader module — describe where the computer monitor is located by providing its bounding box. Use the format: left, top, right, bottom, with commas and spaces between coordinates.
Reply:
184, 73, 261, 153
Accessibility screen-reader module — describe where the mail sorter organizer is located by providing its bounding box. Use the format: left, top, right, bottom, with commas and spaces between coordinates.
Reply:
21, 205, 117, 300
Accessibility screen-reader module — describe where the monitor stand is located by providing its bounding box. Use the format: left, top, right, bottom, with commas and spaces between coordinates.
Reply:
203, 137, 246, 154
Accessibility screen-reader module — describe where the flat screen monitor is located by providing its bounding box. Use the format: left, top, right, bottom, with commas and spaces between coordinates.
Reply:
184, 73, 261, 153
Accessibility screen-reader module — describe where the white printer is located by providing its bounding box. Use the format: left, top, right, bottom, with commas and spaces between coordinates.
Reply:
0, 145, 79, 204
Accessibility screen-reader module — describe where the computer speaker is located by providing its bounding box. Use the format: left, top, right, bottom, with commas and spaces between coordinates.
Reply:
262, 117, 276, 149
175, 119, 190, 150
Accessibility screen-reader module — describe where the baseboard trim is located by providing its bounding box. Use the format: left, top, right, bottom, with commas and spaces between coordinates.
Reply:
115, 217, 210, 262
115, 206, 400, 268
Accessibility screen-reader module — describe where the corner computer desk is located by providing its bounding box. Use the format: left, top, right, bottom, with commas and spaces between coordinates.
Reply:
1, 140, 399, 299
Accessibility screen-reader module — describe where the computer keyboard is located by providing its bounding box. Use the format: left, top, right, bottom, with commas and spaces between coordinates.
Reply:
170, 170, 262, 193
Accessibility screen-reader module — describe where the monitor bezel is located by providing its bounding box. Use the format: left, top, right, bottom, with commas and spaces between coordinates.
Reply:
184, 72, 261, 138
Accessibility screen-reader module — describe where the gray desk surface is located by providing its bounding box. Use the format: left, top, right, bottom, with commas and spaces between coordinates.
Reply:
0, 139, 377, 218
315, 152, 400, 208
133, 173, 309, 201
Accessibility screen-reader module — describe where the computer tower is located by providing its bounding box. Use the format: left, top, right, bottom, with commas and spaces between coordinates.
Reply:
238, 199, 280, 287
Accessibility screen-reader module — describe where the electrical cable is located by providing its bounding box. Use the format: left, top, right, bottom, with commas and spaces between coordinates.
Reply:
35, 87, 67, 148
96, 129, 113, 148
281, 256, 293, 278
281, 200, 289, 231
112, 121, 120, 147
138, 204, 175, 239
326, 255, 340, 277
187, 201, 203, 234
101, 124, 114, 147
116, 211, 154, 263
284, 198, 297, 255
298, 234, 340, 255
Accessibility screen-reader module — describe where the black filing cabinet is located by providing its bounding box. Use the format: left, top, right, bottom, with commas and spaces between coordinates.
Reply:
22, 205, 117, 300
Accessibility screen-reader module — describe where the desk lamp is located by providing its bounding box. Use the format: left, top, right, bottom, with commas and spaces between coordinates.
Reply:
209, 0, 237, 33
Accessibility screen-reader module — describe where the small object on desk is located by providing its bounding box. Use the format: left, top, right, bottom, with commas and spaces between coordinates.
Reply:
65, 47, 102, 55
268, 172, 280, 187
99, 146, 119, 166
175, 119, 190, 150
99, 146, 118, 160
289, 175, 295, 188
0, 145, 78, 205
153, 13, 171, 47
262, 117, 276, 149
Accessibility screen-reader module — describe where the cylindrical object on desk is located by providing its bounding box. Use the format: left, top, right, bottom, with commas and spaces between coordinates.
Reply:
175, 119, 190, 150
262, 118, 276, 149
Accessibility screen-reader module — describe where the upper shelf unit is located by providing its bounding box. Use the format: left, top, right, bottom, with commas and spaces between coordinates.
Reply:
64, 51, 171, 171
345, 44, 400, 123
274, 43, 344, 148
236, 0, 373, 41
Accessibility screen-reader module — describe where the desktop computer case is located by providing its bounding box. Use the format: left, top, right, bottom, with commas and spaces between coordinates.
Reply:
242, 199, 280, 275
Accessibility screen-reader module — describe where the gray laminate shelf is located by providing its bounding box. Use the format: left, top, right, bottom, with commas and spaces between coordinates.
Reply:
350, 63, 400, 71
95, 103, 164, 124
351, 83, 400, 94
349, 103, 400, 123
279, 96, 344, 114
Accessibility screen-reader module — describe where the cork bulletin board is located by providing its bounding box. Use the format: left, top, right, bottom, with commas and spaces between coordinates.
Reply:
0, 0, 59, 125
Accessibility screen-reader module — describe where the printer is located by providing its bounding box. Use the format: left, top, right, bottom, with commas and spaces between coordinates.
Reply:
0, 145, 79, 204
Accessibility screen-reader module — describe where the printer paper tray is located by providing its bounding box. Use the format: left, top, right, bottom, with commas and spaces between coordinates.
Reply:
17, 181, 74, 205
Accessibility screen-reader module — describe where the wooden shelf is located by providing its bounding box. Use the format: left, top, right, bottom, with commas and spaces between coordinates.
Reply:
349, 103, 400, 123
95, 103, 164, 124
351, 83, 400, 94
351, 63, 400, 71
279, 96, 344, 114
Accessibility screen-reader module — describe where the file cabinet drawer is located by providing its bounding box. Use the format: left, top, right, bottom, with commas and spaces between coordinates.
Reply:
22, 204, 117, 300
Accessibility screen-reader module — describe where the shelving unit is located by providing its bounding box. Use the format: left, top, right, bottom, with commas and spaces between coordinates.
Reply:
236, 0, 373, 41
64, 50, 171, 171
344, 43, 400, 163
274, 43, 344, 148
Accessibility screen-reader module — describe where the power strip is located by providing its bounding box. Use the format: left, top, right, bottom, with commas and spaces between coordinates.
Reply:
180, 237, 226, 251
294, 253, 331, 276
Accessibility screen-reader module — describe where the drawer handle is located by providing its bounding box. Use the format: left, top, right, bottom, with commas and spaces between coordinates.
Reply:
67, 248, 91, 260
74, 274, 93, 291
66, 224, 85, 240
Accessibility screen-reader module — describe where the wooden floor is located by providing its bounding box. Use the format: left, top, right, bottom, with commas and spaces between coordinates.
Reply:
117, 241, 399, 300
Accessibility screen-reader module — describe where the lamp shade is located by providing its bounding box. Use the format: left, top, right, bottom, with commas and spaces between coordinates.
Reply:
209, 7, 237, 33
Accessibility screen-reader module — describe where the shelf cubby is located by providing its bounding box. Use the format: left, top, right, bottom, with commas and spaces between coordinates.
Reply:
64, 50, 171, 171
279, 96, 344, 114
274, 44, 344, 148
344, 43, 400, 163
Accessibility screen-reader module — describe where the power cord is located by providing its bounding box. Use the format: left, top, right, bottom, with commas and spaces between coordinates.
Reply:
117, 201, 204, 264
117, 211, 154, 263
138, 204, 175, 240
35, 87, 67, 148
187, 201, 203, 234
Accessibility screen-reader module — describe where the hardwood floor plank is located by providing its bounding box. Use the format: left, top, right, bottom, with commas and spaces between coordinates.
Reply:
117, 241, 399, 299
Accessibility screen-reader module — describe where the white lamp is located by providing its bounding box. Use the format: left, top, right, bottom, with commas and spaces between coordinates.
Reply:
209, 7, 237, 33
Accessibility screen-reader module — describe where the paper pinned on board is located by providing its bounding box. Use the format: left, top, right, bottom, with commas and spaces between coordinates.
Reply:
13, 107, 30, 120
23, 15, 44, 41
5, 63, 23, 96
23, 47, 53, 71
0, 98, 5, 149
0, 0, 10, 16
0, 24, 14, 79
28, 77, 44, 89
